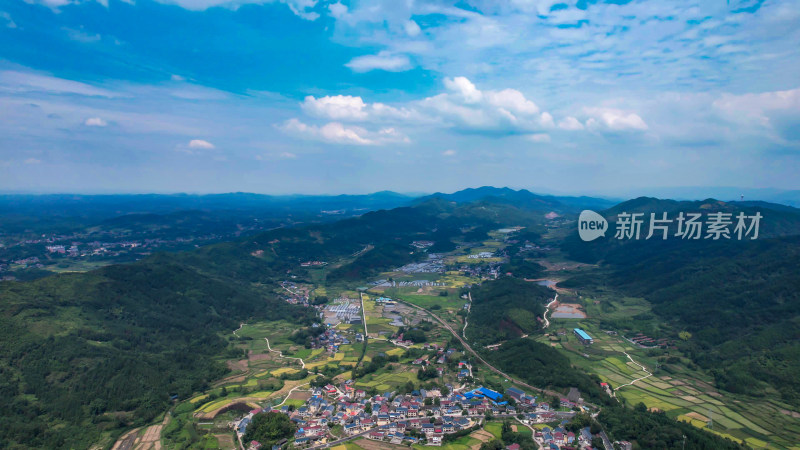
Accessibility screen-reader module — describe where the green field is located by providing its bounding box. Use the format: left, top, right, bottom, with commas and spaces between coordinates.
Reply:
541, 307, 800, 449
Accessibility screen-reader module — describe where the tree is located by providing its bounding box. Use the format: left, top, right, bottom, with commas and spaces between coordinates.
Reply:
242, 412, 296, 447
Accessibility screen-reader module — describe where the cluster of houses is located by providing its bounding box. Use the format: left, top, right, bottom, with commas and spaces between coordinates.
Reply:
467, 251, 495, 259
311, 327, 361, 353
411, 347, 462, 368
236, 379, 594, 449
625, 332, 672, 349
458, 263, 501, 279
300, 261, 327, 267
533, 425, 595, 449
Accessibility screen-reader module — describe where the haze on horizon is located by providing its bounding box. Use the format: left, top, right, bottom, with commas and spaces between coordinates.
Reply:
1, 0, 799, 196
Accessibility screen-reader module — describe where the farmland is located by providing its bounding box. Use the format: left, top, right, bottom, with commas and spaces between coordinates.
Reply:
538, 294, 800, 449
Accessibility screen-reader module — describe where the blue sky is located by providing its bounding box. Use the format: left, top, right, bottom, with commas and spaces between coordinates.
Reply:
0, 0, 798, 195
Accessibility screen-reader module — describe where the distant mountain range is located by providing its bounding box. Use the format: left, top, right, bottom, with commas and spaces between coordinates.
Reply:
414, 186, 617, 212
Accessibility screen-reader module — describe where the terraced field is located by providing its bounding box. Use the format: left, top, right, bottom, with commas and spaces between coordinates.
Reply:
355, 368, 418, 392
541, 318, 800, 449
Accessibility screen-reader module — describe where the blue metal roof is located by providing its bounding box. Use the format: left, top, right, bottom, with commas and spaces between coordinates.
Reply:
477, 387, 502, 401
573, 328, 592, 340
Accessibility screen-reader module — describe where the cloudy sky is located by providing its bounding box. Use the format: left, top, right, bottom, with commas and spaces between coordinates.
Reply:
1, 0, 798, 195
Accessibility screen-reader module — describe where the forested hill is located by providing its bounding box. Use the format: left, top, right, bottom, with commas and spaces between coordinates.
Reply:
560, 197, 800, 409
466, 277, 553, 345
0, 256, 317, 448
562, 197, 800, 264
609, 236, 800, 408
415, 186, 617, 212
0, 196, 551, 448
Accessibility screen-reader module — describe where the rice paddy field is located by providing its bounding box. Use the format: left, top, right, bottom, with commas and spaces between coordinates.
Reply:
384, 291, 466, 311
355, 369, 418, 392
540, 315, 800, 449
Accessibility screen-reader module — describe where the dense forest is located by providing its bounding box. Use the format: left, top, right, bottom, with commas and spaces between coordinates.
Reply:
466, 278, 553, 345
242, 411, 296, 446
327, 242, 423, 282
609, 236, 800, 407
2, 192, 797, 448
598, 404, 747, 450
488, 341, 747, 449
0, 256, 315, 448
0, 196, 551, 448
560, 198, 800, 408
486, 339, 608, 403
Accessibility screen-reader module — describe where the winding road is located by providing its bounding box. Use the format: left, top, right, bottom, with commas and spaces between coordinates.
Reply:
462, 291, 472, 339
359, 292, 368, 336
264, 337, 306, 369
394, 297, 596, 406
614, 351, 652, 391
542, 292, 558, 329
274, 383, 310, 407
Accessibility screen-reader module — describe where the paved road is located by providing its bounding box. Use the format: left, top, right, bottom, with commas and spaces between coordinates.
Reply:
614, 351, 652, 392
542, 292, 558, 329
599, 430, 613, 450
275, 383, 310, 407
462, 292, 472, 338
308, 427, 374, 449
394, 298, 595, 407
360, 292, 368, 336
264, 337, 306, 369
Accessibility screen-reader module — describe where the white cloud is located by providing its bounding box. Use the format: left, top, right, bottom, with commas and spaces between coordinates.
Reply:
713, 87, 800, 127
84, 117, 107, 127
486, 89, 539, 115
0, 70, 118, 97
279, 118, 408, 145
302, 95, 368, 120
302, 95, 425, 122
584, 107, 648, 131
558, 116, 585, 130
63, 27, 102, 43
24, 0, 74, 8
140, 0, 320, 19
444, 77, 482, 104
345, 51, 411, 72
404, 20, 421, 37
419, 77, 557, 132
525, 133, 551, 143
24, 158, 42, 164
1, 12, 17, 29
279, 118, 373, 145
188, 139, 215, 149
296, 77, 570, 138
256, 151, 298, 160
328, 2, 347, 18
442, 149, 457, 156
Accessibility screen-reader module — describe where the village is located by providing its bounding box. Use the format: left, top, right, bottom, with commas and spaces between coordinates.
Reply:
226, 246, 611, 450
233, 378, 603, 450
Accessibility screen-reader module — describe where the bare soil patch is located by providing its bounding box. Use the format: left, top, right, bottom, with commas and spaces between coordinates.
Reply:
226, 359, 248, 372
215, 434, 236, 450
248, 353, 273, 361
287, 390, 312, 402
356, 439, 405, 450
686, 412, 709, 422
551, 303, 587, 319
470, 430, 494, 442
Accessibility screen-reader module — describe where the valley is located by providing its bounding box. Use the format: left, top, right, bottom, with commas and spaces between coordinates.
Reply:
1, 189, 798, 450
